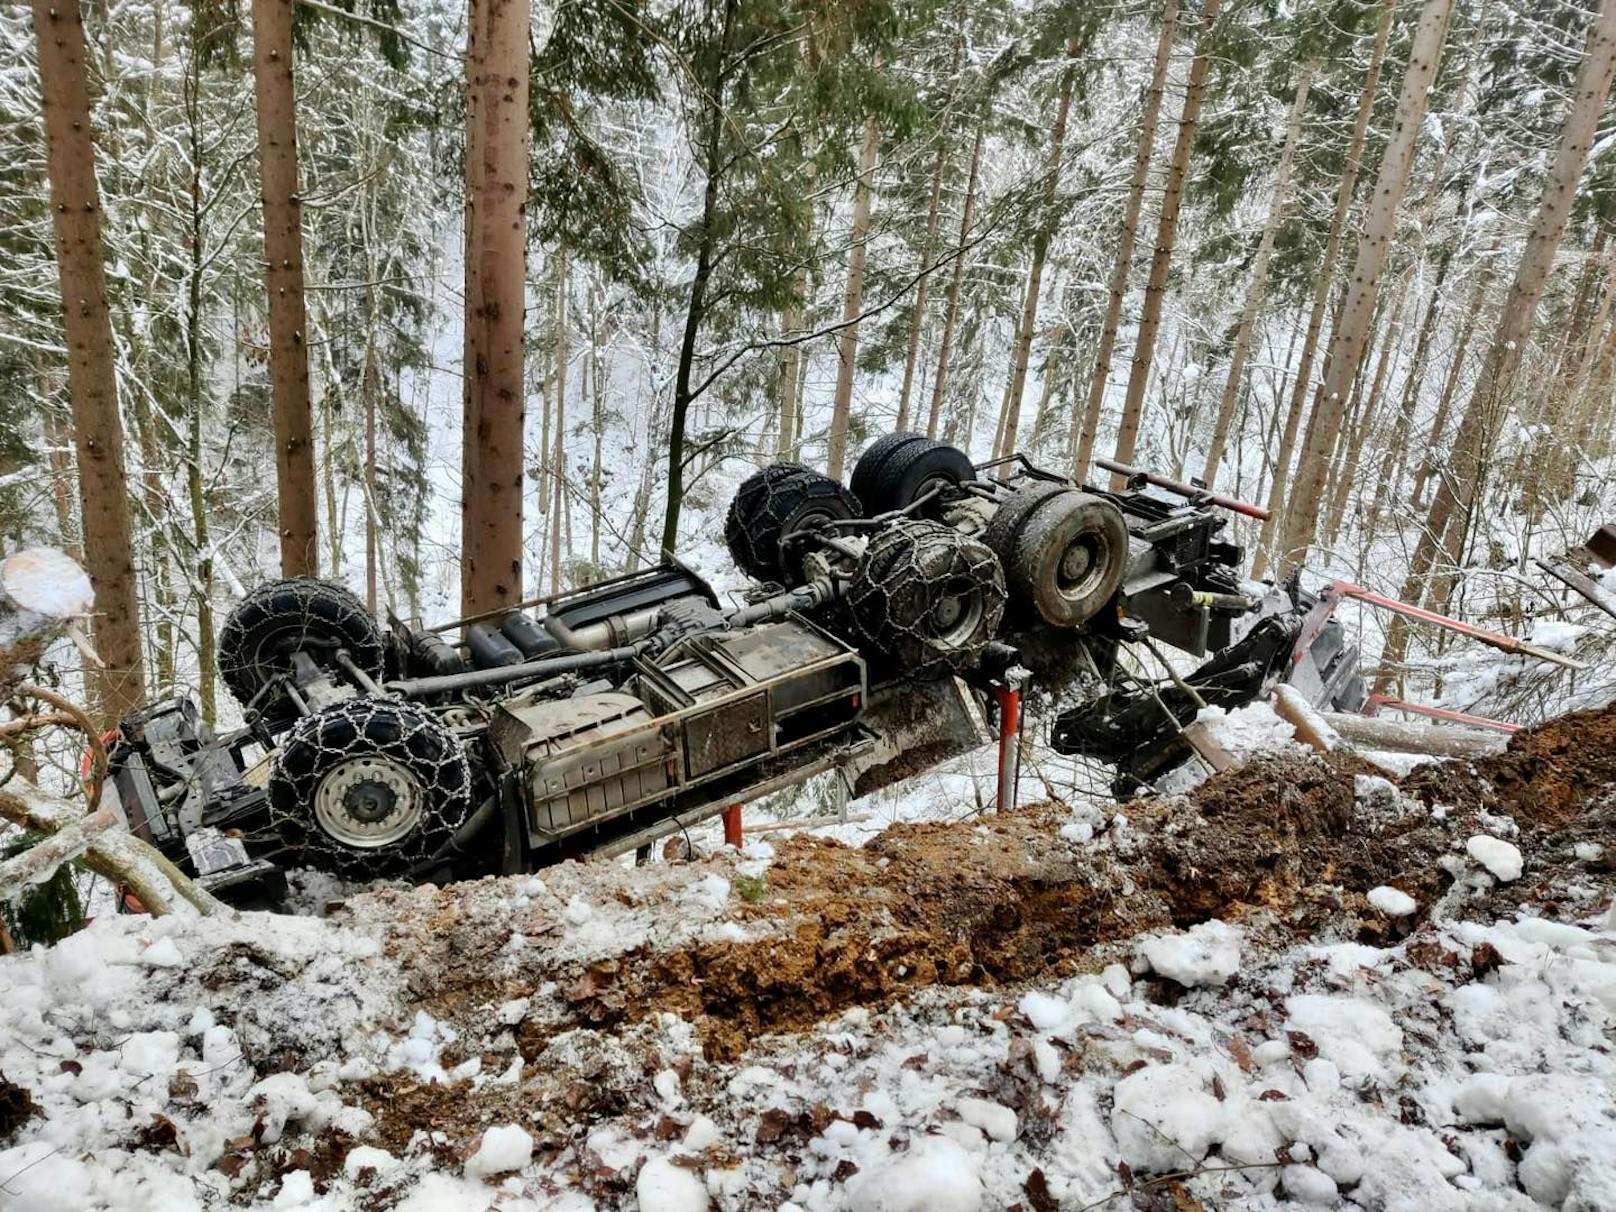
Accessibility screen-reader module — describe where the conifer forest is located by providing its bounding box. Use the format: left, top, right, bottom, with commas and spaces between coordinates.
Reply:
4, 0, 1616, 735
4, 1, 1616, 1206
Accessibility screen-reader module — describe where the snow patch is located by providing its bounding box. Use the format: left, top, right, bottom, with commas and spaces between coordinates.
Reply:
1367, 885, 1417, 917
464, 1123, 533, 1178
1466, 835, 1524, 882
1138, 920, 1241, 987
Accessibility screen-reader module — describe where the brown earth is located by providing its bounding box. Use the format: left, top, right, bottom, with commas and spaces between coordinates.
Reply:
389, 706, 1616, 1060
342, 703, 1616, 1155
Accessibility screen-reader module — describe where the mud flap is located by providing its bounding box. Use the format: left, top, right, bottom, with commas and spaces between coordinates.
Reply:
849, 677, 989, 798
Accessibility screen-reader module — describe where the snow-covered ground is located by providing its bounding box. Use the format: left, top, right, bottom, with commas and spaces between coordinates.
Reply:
4, 713, 1615, 1212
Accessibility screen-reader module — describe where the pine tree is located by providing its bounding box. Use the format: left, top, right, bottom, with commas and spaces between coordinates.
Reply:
1076, 0, 1179, 479
31, 0, 146, 725
1375, 0, 1616, 692
1109, 0, 1223, 488
1274, 0, 1455, 575
251, 0, 319, 577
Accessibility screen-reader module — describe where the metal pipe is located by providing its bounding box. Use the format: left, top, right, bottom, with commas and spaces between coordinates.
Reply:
386, 644, 644, 699
333, 649, 382, 694
1094, 457, 1270, 520
724, 579, 836, 628
541, 605, 661, 652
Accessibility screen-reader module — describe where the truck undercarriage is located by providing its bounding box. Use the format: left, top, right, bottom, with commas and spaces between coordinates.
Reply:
105, 436, 1365, 908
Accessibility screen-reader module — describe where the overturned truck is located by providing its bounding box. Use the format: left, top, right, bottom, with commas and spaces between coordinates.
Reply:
105, 436, 1362, 907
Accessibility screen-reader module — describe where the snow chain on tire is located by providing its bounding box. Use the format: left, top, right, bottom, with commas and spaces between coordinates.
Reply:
725, 463, 861, 585
218, 578, 385, 720
268, 696, 473, 876
845, 519, 1006, 675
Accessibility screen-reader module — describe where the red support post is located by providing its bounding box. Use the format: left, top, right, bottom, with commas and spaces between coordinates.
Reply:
722, 803, 743, 848
993, 685, 1022, 812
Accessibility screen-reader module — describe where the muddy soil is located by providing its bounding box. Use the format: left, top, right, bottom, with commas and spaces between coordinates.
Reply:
364, 705, 1616, 1073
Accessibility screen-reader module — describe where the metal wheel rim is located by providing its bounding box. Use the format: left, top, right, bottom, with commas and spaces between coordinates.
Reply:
313, 755, 426, 849
927, 576, 984, 645
1055, 533, 1110, 604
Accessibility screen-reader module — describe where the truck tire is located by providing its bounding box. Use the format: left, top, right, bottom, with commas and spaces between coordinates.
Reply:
846, 519, 1005, 674
849, 432, 925, 507
859, 439, 975, 517
1007, 491, 1129, 628
725, 463, 859, 585
268, 696, 473, 876
981, 479, 1067, 561
218, 578, 384, 718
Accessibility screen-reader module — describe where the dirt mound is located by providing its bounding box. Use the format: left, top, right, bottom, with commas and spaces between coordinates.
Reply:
352, 701, 1616, 1147
1472, 704, 1616, 825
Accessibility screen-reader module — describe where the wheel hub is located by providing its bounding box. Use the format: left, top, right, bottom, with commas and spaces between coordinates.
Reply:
1057, 535, 1108, 600
927, 577, 983, 643
313, 755, 425, 849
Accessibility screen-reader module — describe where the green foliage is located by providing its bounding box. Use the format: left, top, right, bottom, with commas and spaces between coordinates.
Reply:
733, 872, 769, 902
529, 0, 663, 280
1, 837, 85, 949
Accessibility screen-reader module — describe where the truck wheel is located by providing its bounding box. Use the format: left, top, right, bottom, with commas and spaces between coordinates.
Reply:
846, 520, 1005, 674
218, 578, 384, 717
268, 697, 472, 876
725, 463, 859, 585
859, 439, 975, 518
1007, 491, 1129, 628
849, 432, 925, 507
981, 479, 1067, 561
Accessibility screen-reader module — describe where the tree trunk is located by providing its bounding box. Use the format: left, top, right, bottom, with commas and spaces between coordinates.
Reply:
185, 96, 217, 725
551, 250, 569, 593
1109, 0, 1223, 489
994, 44, 1080, 461
1075, 0, 1180, 481
625, 308, 664, 573
1324, 265, 1413, 545
826, 117, 880, 481
662, 0, 735, 557
1200, 65, 1313, 487
32, 0, 147, 727
1250, 0, 1395, 579
1375, 0, 1616, 693
363, 340, 380, 614
460, 0, 530, 615
1364, 250, 1452, 538
896, 32, 963, 434
1558, 238, 1616, 482
250, 0, 319, 578
460, 0, 486, 605
589, 286, 605, 570
926, 107, 987, 439
1410, 260, 1492, 508
775, 286, 805, 460
1274, 0, 1454, 576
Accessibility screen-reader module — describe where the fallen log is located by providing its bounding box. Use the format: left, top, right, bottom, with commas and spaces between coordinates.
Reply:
0, 546, 222, 919
0, 779, 223, 918
1272, 684, 1342, 753
0, 805, 119, 895
1321, 710, 1509, 758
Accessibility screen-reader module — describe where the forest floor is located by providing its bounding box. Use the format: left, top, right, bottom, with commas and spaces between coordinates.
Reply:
1, 707, 1614, 1210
